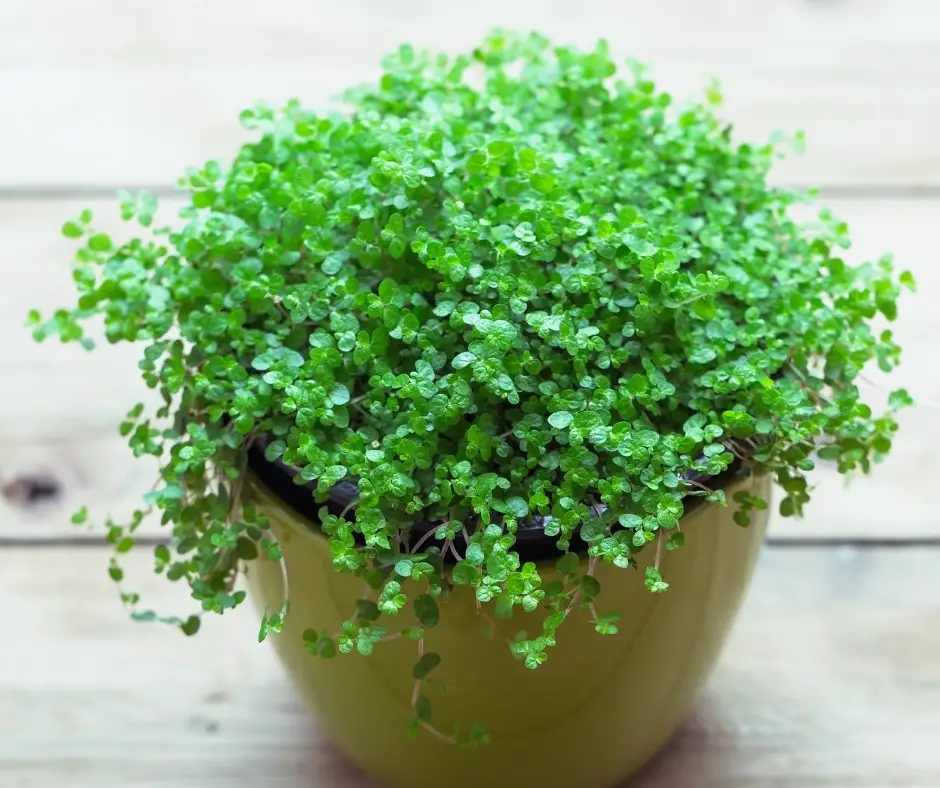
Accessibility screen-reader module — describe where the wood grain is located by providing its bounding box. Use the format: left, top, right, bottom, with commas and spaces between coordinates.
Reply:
1, 0, 939, 189
0, 198, 164, 539
0, 544, 937, 786
1, 197, 937, 540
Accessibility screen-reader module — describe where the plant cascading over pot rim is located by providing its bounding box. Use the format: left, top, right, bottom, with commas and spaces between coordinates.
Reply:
30, 29, 916, 745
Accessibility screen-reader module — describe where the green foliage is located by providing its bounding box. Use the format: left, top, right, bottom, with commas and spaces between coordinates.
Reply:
30, 30, 914, 744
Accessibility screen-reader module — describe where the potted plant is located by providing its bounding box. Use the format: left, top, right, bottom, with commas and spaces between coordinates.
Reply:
31, 30, 914, 788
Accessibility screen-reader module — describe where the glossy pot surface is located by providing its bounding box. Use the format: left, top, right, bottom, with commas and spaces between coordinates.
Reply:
244, 473, 771, 788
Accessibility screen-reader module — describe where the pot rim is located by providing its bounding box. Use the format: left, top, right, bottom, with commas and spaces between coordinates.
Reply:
246, 436, 757, 564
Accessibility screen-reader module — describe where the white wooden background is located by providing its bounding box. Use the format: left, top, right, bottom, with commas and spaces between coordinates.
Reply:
0, 2, 938, 786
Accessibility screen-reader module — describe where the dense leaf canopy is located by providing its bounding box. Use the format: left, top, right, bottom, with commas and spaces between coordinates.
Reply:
32, 30, 914, 743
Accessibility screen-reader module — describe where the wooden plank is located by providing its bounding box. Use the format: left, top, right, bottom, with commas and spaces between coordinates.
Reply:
0, 198, 159, 438
1, 197, 937, 540
1, 0, 939, 188
0, 197, 163, 539
0, 436, 161, 542
764, 197, 939, 541
0, 544, 937, 786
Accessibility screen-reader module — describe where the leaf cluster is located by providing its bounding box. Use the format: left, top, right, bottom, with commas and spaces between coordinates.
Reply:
31, 30, 915, 743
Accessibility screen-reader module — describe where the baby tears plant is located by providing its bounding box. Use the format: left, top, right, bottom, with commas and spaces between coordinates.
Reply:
31, 30, 914, 744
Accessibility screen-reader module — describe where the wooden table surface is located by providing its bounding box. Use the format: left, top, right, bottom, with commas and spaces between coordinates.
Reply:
1, 2, 939, 786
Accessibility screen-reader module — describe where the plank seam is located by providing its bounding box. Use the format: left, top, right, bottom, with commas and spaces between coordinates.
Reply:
2, 536, 939, 548
4, 186, 940, 201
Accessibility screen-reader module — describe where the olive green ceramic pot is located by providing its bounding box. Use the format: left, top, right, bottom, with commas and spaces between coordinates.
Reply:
244, 472, 771, 788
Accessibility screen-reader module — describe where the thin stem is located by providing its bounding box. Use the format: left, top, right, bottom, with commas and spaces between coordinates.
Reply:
445, 539, 464, 563
562, 554, 598, 618
674, 293, 705, 307
787, 362, 824, 406
418, 719, 457, 745
278, 551, 290, 607
654, 530, 665, 573
411, 635, 457, 744
225, 430, 256, 523
563, 589, 582, 618
786, 360, 808, 382
860, 373, 940, 410
683, 478, 714, 494
410, 526, 441, 555
475, 597, 513, 647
